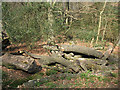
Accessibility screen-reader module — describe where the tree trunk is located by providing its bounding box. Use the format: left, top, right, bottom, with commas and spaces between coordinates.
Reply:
47, 0, 56, 44
96, 0, 107, 44
2, 53, 42, 73
60, 44, 104, 58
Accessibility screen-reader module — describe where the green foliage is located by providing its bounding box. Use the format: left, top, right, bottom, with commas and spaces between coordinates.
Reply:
59, 75, 66, 80
46, 69, 58, 76
2, 2, 118, 45
97, 76, 103, 81
102, 77, 111, 82
80, 72, 89, 79
35, 80, 49, 87
80, 70, 92, 79
110, 72, 118, 77
32, 72, 44, 79
45, 82, 57, 88
2, 71, 8, 79
66, 76, 72, 80
2, 2, 66, 45
2, 3, 45, 44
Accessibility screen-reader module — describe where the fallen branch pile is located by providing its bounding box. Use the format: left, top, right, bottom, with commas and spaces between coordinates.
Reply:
2, 44, 118, 74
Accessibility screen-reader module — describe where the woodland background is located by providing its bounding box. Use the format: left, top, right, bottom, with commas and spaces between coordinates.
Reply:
2, 2, 119, 47
1, 2, 119, 88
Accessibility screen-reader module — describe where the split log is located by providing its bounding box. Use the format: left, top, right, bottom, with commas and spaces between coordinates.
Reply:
60, 45, 104, 58
2, 53, 42, 73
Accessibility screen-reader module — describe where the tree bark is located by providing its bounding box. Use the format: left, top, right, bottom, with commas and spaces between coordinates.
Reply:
2, 53, 42, 73
96, 0, 107, 44
60, 45, 104, 58
23, 50, 80, 72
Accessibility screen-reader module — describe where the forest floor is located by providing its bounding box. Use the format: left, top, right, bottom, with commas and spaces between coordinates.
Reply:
2, 40, 119, 88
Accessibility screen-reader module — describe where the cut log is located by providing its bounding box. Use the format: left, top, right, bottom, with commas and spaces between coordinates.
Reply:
2, 53, 42, 73
60, 45, 104, 58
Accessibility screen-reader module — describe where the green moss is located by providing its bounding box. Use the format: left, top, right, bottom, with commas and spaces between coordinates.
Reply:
32, 72, 44, 79
97, 76, 103, 81
46, 69, 58, 76
102, 77, 111, 82
110, 72, 118, 77
114, 80, 118, 84
35, 82, 45, 87
45, 82, 57, 88
80, 72, 88, 79
2, 71, 8, 79
60, 76, 65, 80
35, 80, 50, 87
66, 76, 72, 80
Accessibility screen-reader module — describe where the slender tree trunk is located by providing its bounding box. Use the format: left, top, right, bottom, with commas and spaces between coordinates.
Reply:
102, 16, 107, 41
47, 0, 56, 44
96, 0, 107, 44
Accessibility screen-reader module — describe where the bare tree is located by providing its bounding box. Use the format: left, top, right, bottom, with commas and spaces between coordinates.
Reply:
96, 0, 107, 44
47, 0, 56, 45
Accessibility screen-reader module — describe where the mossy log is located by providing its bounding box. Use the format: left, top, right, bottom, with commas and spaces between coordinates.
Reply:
2, 53, 42, 73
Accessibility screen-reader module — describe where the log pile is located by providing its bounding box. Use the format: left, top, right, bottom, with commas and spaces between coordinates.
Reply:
16, 44, 118, 88
2, 44, 118, 74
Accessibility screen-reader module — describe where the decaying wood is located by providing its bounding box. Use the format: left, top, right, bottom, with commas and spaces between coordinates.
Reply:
23, 50, 113, 73
2, 53, 42, 73
2, 43, 118, 74
76, 58, 110, 72
23, 50, 80, 72
60, 45, 118, 61
60, 45, 104, 58
101, 45, 114, 60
